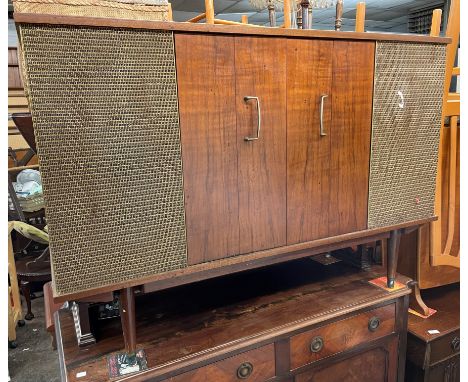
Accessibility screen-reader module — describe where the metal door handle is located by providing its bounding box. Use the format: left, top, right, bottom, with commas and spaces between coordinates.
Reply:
320, 94, 328, 137
244, 96, 261, 141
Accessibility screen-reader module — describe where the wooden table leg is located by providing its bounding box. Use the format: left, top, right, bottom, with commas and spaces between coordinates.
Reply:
387, 229, 402, 288
120, 287, 137, 363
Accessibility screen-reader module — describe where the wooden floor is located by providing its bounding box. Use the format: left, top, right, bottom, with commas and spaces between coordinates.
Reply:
56, 259, 411, 381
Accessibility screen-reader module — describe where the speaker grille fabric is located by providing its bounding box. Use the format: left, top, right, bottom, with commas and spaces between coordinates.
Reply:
368, 42, 446, 229
19, 24, 187, 296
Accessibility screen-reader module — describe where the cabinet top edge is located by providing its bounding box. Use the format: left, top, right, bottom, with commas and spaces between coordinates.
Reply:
14, 13, 451, 44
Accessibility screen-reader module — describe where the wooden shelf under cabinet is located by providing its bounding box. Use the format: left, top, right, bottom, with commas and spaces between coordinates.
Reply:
55, 260, 411, 381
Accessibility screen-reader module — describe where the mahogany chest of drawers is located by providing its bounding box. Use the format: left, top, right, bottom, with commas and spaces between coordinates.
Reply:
55, 260, 411, 381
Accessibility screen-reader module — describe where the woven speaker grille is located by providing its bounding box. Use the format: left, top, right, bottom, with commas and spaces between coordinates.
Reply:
368, 42, 446, 228
19, 24, 187, 296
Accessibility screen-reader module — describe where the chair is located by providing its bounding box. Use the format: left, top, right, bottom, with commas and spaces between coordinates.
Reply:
8, 222, 25, 349
10, 221, 51, 321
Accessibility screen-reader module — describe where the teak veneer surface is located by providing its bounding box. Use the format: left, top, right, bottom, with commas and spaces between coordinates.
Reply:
176, 34, 240, 264
14, 13, 450, 44
57, 260, 410, 381
235, 36, 287, 254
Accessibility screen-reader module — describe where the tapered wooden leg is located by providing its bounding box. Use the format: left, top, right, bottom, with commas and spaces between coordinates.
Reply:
120, 287, 137, 362
387, 229, 402, 288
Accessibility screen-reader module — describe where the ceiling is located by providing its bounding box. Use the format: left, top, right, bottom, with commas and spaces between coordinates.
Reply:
170, 0, 447, 31
8, 0, 448, 47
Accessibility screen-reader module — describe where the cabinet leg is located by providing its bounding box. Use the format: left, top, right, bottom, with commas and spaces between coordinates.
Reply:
387, 229, 402, 288
120, 287, 137, 363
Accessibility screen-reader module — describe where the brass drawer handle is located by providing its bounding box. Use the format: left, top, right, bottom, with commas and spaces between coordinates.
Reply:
244, 96, 261, 141
237, 362, 253, 379
310, 336, 324, 353
368, 316, 380, 332
452, 336, 460, 352
319, 94, 328, 137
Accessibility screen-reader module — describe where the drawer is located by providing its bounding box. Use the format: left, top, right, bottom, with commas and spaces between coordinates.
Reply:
429, 329, 460, 366
169, 344, 275, 381
290, 304, 395, 370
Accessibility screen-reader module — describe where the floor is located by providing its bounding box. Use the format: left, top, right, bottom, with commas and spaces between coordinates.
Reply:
8, 294, 61, 382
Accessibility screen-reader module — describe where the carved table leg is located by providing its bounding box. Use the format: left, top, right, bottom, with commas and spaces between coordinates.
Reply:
387, 229, 402, 288
120, 287, 137, 363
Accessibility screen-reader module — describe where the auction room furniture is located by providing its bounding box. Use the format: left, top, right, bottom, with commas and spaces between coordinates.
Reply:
54, 260, 412, 381
405, 283, 459, 382
14, 0, 449, 377
8, 222, 25, 349
9, 221, 51, 321
398, 0, 460, 316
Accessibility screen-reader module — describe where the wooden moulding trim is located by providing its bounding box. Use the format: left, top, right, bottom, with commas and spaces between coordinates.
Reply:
111, 296, 411, 381
14, 13, 451, 44
51, 216, 436, 303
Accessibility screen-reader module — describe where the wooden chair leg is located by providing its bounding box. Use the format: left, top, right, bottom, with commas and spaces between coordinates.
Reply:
20, 280, 34, 320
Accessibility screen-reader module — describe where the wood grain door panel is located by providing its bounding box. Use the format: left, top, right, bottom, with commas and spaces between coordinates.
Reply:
287, 40, 373, 244
286, 39, 333, 244
328, 41, 374, 237
235, 36, 287, 254
176, 34, 240, 265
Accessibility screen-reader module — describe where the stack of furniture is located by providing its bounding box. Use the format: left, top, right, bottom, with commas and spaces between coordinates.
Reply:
13, 0, 450, 380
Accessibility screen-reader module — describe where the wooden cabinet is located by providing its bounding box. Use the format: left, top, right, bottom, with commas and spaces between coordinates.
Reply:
286, 40, 374, 244
17, 14, 448, 302
405, 284, 460, 382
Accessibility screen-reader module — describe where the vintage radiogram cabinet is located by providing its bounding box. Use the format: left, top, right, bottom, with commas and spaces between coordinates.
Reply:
14, 8, 449, 379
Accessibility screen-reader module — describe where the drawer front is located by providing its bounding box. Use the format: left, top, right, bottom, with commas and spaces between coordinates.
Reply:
294, 335, 398, 382
290, 304, 395, 370
169, 344, 275, 381
429, 329, 460, 366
